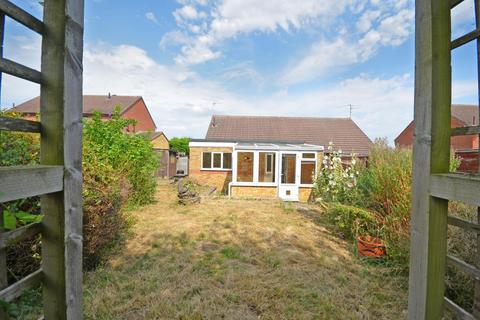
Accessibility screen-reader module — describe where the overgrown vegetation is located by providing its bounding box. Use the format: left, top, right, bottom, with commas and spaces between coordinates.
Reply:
0, 109, 158, 292
314, 138, 475, 312
169, 136, 190, 154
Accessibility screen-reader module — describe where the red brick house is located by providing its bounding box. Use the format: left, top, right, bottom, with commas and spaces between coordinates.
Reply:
12, 94, 157, 133
395, 104, 479, 172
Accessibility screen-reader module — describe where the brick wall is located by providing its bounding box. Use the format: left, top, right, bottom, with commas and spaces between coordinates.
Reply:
189, 146, 233, 193
456, 150, 480, 173
396, 119, 476, 150
122, 98, 156, 132
152, 133, 169, 149
299, 187, 314, 202
231, 186, 277, 199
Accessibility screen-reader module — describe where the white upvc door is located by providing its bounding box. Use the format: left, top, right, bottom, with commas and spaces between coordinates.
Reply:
278, 152, 300, 201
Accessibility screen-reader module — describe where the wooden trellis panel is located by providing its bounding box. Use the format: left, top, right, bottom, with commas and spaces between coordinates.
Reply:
0, 0, 84, 319
409, 0, 480, 319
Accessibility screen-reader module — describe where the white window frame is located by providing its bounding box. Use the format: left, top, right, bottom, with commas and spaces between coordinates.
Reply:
201, 151, 232, 171
265, 153, 274, 174
232, 150, 277, 187
299, 152, 317, 187
212, 152, 223, 169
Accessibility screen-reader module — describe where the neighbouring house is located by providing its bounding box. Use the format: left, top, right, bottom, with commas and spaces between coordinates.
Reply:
189, 115, 373, 202
11, 94, 156, 133
395, 104, 479, 172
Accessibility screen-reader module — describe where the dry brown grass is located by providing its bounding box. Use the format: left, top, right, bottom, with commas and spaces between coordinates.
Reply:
83, 180, 408, 319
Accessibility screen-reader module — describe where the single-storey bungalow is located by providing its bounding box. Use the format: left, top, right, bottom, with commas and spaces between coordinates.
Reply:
189, 115, 372, 202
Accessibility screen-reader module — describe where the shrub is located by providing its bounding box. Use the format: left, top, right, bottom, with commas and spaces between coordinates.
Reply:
1, 108, 159, 275
83, 109, 158, 206
169, 136, 190, 155
325, 203, 378, 240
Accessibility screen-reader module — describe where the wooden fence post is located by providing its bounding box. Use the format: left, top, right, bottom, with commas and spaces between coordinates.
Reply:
408, 0, 451, 319
40, 0, 84, 319
0, 11, 7, 320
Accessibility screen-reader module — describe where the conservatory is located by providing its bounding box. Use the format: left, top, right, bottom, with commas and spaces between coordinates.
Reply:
189, 140, 324, 201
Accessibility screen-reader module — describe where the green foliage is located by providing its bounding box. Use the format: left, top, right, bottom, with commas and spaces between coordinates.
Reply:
315, 139, 467, 273
169, 136, 190, 154
313, 142, 360, 203
83, 109, 158, 206
0, 108, 158, 274
325, 203, 378, 240
0, 111, 39, 166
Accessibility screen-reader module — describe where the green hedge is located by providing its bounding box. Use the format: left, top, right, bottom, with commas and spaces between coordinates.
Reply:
0, 109, 159, 276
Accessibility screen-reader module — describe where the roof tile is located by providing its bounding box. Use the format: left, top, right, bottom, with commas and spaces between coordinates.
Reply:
205, 115, 372, 154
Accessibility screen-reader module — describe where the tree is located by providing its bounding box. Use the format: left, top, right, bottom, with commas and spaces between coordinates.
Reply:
169, 137, 190, 155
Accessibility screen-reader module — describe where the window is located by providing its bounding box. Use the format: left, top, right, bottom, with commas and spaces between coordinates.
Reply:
258, 152, 275, 182
213, 153, 222, 168
202, 152, 212, 169
201, 152, 232, 170
223, 153, 232, 169
300, 161, 315, 184
300, 152, 317, 185
237, 152, 254, 182
266, 154, 273, 173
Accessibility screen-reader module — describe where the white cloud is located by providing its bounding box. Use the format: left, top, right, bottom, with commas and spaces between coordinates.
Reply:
452, 0, 475, 34
281, 8, 414, 85
1, 36, 475, 143
171, 0, 352, 65
145, 12, 159, 24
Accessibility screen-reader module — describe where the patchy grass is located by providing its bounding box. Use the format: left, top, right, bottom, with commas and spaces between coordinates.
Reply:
81, 180, 407, 319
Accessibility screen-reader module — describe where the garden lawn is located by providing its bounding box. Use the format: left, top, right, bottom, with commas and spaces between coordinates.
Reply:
83, 180, 408, 320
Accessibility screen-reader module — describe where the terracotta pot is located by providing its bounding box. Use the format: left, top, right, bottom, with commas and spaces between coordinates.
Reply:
357, 235, 386, 258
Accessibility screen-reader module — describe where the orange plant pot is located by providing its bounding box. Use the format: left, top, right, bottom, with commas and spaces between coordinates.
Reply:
357, 235, 386, 258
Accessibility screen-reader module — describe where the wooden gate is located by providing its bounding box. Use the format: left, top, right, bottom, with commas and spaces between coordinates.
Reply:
409, 0, 480, 319
0, 0, 84, 319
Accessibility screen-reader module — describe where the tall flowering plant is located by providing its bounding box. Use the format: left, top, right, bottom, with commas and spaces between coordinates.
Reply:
313, 142, 359, 203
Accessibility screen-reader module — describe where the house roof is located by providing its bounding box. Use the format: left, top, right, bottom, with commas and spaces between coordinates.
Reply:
145, 131, 168, 141
205, 115, 373, 155
11, 95, 142, 116
394, 104, 479, 144
452, 104, 479, 125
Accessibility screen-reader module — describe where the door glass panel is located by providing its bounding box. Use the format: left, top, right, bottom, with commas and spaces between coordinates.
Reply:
259, 152, 275, 182
281, 154, 296, 184
237, 152, 254, 182
301, 161, 315, 184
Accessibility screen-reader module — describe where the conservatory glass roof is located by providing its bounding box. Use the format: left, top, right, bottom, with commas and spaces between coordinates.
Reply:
234, 142, 324, 151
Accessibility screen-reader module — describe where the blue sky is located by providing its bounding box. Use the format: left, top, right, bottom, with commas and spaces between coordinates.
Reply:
1, 0, 479, 142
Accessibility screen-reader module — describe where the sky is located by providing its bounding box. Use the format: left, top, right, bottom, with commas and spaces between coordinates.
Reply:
1, 0, 479, 143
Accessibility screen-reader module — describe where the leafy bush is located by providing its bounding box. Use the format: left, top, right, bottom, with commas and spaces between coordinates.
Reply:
83, 109, 158, 206
169, 136, 190, 155
1, 108, 159, 276
325, 203, 378, 240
